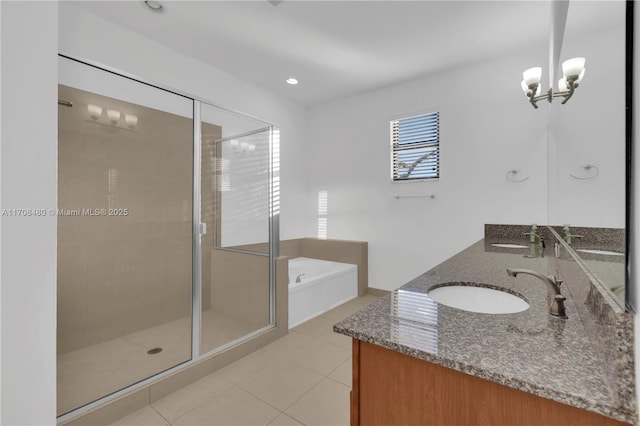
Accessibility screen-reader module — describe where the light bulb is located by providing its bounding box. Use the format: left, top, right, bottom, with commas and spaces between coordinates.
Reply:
124, 114, 138, 129
88, 104, 103, 120
230, 139, 239, 151
558, 77, 569, 91
521, 80, 529, 96
522, 67, 542, 86
107, 109, 121, 125
562, 57, 586, 79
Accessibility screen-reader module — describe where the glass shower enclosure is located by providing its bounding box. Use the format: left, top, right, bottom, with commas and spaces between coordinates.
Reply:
56, 55, 279, 419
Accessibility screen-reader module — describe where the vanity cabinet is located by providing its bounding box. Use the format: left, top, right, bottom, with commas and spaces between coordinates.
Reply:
351, 340, 631, 426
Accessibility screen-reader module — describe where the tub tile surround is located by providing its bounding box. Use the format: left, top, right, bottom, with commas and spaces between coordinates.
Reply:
237, 237, 369, 296
334, 224, 637, 424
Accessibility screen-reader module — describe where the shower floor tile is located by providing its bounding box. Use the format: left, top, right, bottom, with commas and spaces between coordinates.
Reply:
58, 310, 265, 416
104, 294, 380, 426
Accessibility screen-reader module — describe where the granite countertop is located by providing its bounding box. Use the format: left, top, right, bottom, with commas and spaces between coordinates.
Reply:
333, 239, 636, 424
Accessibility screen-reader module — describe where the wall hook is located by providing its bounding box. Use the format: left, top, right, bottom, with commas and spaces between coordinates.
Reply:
570, 164, 599, 180
393, 194, 436, 200
506, 169, 529, 183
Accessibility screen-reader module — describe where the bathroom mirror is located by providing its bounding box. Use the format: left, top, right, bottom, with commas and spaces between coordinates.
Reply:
547, 1, 628, 308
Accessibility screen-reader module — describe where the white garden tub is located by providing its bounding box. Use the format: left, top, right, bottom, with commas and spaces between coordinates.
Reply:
288, 257, 358, 328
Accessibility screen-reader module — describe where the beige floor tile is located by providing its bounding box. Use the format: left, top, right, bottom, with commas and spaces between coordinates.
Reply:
317, 309, 355, 325
110, 406, 168, 426
315, 328, 352, 349
59, 308, 265, 415
151, 371, 234, 421
172, 386, 279, 426
290, 315, 332, 336
261, 331, 314, 357
216, 347, 279, 384
284, 338, 350, 376
286, 378, 350, 426
238, 360, 323, 410
102, 296, 375, 426
328, 357, 352, 387
268, 413, 303, 426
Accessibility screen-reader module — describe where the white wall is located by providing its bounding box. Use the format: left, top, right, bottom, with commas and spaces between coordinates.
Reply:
307, 47, 549, 291
549, 24, 626, 227
0, 3, 308, 423
1, 2, 58, 425
58, 2, 309, 241
0, 1, 635, 423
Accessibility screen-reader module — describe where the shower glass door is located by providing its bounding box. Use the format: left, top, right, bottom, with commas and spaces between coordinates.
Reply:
200, 103, 275, 355
57, 57, 194, 416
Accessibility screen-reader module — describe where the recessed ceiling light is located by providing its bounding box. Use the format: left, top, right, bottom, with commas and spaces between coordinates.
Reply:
144, 1, 164, 12
285, 77, 299, 85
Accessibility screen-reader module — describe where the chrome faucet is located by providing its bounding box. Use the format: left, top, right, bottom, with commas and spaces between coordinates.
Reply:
562, 225, 583, 245
506, 268, 567, 318
295, 273, 306, 283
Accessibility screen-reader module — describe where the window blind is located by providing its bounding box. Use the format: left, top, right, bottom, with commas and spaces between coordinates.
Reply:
391, 112, 439, 181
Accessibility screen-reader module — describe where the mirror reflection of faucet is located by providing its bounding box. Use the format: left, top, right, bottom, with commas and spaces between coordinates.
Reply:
507, 318, 567, 347
523, 224, 545, 258
561, 225, 583, 245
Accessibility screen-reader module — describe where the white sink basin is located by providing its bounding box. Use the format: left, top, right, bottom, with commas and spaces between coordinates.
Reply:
428, 284, 529, 314
491, 243, 528, 249
576, 249, 624, 257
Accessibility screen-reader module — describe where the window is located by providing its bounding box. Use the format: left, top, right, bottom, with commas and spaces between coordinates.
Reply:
391, 111, 439, 181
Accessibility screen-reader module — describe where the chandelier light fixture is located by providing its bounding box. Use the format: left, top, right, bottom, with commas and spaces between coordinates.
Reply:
520, 57, 586, 109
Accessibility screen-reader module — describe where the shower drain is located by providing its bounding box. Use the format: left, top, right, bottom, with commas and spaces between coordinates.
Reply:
147, 347, 163, 355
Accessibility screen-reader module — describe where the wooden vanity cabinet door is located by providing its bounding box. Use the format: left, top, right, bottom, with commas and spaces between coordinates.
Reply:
351, 339, 631, 426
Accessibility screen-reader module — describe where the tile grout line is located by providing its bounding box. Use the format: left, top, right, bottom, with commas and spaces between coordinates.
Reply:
150, 405, 171, 425
154, 382, 238, 425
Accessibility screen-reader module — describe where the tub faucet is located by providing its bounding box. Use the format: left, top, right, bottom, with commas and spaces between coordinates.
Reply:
506, 268, 567, 319
295, 273, 306, 283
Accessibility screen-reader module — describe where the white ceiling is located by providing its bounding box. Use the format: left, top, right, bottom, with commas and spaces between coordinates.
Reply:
69, 1, 622, 107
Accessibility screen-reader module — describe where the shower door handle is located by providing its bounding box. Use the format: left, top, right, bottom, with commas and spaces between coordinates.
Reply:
200, 223, 207, 235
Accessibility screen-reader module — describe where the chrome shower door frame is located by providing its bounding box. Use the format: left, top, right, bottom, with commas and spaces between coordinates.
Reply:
57, 54, 279, 423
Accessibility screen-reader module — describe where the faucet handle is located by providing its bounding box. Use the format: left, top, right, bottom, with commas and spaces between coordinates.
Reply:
548, 275, 562, 286
551, 294, 568, 319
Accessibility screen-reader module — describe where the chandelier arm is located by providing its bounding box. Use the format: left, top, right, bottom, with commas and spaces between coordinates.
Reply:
560, 78, 577, 104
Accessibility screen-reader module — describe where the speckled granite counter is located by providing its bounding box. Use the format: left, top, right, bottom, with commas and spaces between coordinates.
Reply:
334, 238, 636, 424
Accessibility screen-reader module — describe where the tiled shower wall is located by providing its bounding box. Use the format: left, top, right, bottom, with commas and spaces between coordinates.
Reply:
57, 85, 194, 355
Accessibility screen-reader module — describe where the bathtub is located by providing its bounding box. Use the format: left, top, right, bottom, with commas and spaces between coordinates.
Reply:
288, 257, 358, 328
